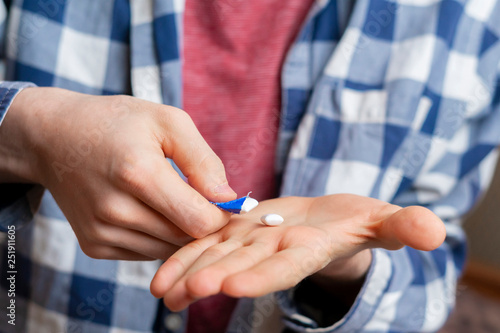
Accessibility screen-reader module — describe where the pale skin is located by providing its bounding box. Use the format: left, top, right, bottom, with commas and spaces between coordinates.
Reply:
150, 195, 446, 312
0, 87, 447, 314
0, 87, 237, 260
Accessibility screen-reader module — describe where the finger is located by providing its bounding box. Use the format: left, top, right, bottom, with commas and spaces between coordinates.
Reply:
87, 221, 180, 260
116, 155, 232, 238
186, 242, 273, 298
163, 285, 199, 312
159, 107, 237, 202
150, 234, 221, 298
101, 193, 194, 246
378, 206, 446, 251
161, 239, 246, 306
83, 245, 156, 261
162, 240, 246, 311
178, 239, 244, 277
222, 246, 325, 298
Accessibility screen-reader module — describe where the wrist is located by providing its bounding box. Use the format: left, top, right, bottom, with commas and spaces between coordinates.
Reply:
313, 249, 372, 282
0, 87, 50, 184
292, 251, 373, 327
309, 249, 372, 306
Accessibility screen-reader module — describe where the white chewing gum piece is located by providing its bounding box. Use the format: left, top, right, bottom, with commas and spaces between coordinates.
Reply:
241, 197, 259, 213
260, 214, 284, 226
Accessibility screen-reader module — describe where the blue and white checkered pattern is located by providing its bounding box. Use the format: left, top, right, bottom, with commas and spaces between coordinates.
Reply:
0, 0, 499, 332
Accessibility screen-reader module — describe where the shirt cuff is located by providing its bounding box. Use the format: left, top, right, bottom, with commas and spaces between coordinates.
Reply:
276, 248, 393, 332
0, 184, 44, 231
0, 81, 41, 231
0, 81, 36, 125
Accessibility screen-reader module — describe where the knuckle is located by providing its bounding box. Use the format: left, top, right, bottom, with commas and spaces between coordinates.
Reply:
188, 214, 224, 239
182, 148, 224, 181
200, 154, 225, 176
201, 246, 227, 260
168, 229, 194, 246
208, 212, 227, 231
80, 241, 105, 259
83, 221, 110, 245
165, 255, 188, 272
83, 222, 100, 241
170, 107, 193, 123
188, 222, 212, 239
184, 240, 205, 252
173, 202, 216, 239
114, 156, 149, 192
108, 95, 133, 114
235, 246, 259, 264
95, 198, 132, 227
158, 106, 193, 128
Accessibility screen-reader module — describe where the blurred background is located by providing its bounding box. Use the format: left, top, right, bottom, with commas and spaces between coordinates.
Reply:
439, 162, 500, 332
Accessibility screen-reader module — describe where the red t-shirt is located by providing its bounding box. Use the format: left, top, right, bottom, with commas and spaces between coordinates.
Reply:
183, 0, 315, 332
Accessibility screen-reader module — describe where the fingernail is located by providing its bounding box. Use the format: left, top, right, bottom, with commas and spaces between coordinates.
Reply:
214, 183, 236, 195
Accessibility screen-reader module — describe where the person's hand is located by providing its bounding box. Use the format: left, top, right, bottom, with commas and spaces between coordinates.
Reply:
0, 87, 236, 260
150, 194, 446, 311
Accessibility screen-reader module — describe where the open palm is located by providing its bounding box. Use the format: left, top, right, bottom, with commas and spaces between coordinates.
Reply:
150, 194, 446, 311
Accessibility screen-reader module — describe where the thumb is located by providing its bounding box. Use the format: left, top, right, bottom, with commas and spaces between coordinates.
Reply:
377, 206, 446, 251
160, 108, 237, 202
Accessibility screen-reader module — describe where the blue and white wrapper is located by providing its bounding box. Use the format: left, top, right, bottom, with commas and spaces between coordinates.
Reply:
212, 194, 259, 214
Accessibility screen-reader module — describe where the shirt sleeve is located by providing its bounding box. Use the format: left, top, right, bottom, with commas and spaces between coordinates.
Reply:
0, 2, 43, 231
275, 65, 500, 333
0, 81, 42, 232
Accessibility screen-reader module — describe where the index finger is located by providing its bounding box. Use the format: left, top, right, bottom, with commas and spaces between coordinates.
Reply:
158, 107, 237, 202
115, 153, 231, 239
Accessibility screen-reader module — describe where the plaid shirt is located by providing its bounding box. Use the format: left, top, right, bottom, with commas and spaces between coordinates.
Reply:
1, 0, 500, 332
